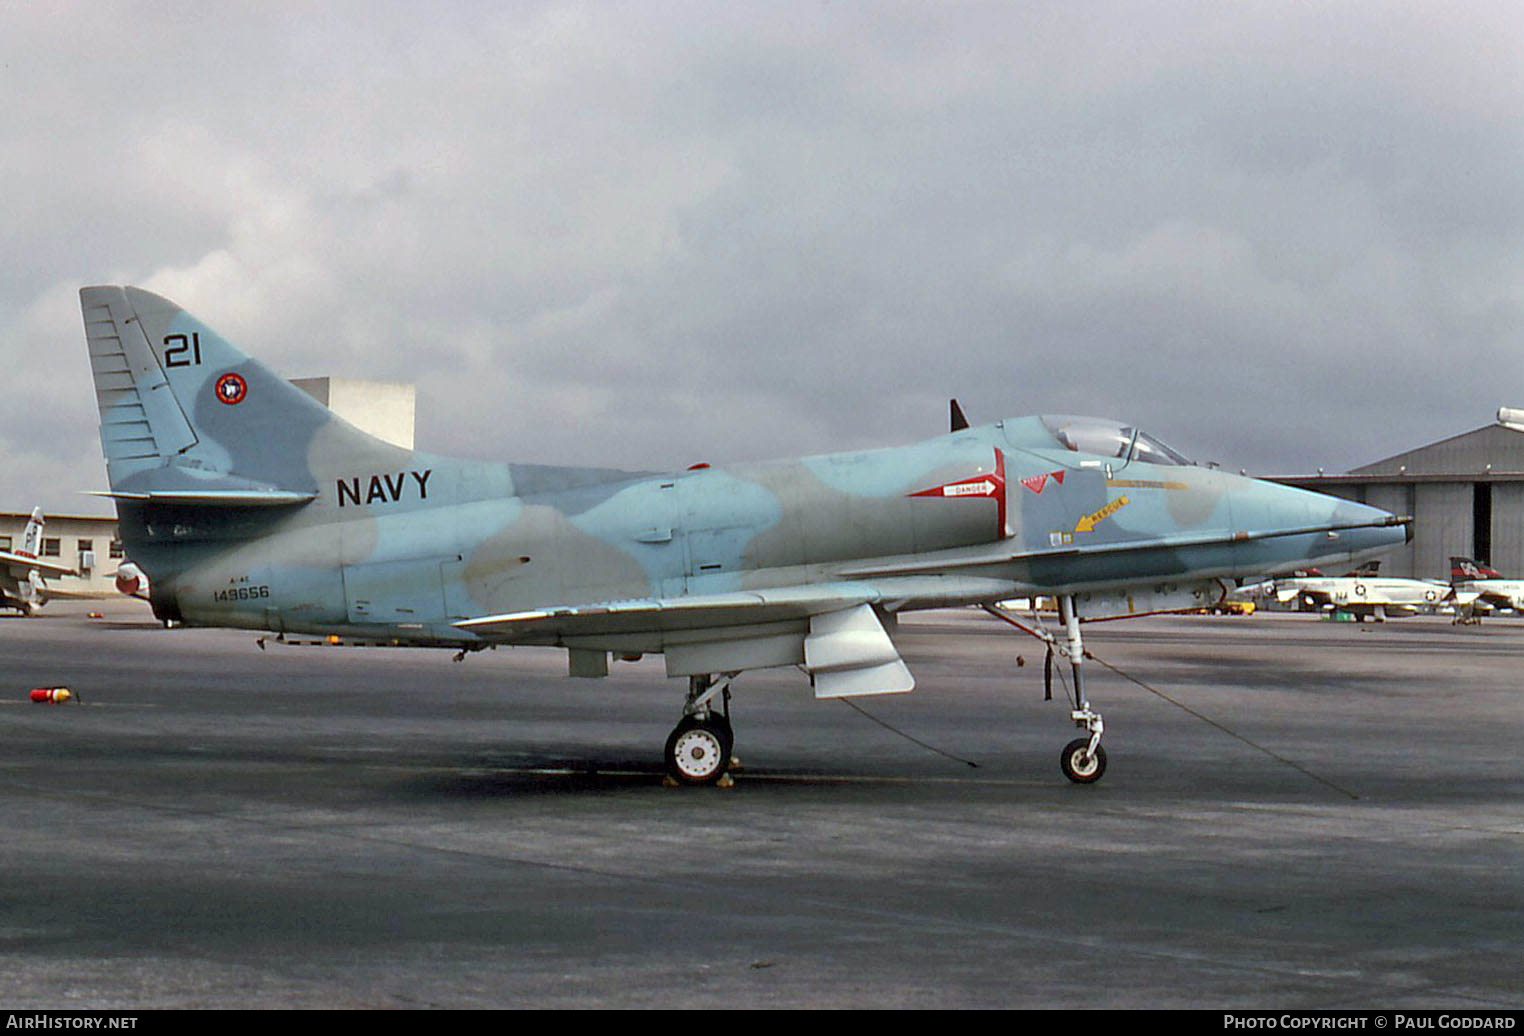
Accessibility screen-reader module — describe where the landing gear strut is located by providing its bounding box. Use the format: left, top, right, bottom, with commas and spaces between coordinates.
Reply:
664, 672, 738, 785
983, 595, 1108, 784
1057, 596, 1106, 784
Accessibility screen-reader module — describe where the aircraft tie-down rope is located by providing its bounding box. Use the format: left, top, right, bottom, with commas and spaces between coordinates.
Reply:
836, 698, 981, 770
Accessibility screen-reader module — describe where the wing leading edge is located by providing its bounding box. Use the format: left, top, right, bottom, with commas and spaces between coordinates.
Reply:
453, 574, 1022, 640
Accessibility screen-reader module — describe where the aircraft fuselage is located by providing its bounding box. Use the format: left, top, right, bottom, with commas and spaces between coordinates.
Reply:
124, 419, 1403, 650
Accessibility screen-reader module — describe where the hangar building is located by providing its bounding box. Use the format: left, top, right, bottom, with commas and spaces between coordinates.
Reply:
1274, 408, 1524, 580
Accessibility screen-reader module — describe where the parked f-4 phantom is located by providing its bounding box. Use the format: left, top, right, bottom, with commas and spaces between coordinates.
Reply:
80, 286, 1409, 784
0, 507, 78, 615
1449, 557, 1524, 617
1273, 560, 1446, 620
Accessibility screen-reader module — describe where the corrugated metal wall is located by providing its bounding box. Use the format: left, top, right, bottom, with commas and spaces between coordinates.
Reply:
1490, 483, 1524, 577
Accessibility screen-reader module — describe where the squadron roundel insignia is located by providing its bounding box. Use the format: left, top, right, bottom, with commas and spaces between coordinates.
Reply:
214, 373, 248, 405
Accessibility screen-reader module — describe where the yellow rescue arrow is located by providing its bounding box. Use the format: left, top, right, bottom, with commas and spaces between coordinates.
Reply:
1074, 495, 1130, 534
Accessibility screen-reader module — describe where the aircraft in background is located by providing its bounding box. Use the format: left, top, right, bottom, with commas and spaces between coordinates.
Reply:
0, 507, 79, 615
1272, 561, 1446, 620
1449, 557, 1524, 617
78, 286, 1409, 785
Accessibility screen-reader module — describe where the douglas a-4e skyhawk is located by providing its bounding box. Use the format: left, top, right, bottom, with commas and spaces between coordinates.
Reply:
80, 287, 1408, 785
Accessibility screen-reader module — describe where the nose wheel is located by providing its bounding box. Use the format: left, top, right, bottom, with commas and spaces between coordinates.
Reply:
1060, 737, 1107, 784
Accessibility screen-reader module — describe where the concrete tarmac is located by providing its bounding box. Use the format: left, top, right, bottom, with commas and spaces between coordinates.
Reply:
0, 600, 1519, 1008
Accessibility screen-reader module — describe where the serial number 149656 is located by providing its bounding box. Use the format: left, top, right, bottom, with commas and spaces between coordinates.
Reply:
213, 585, 271, 602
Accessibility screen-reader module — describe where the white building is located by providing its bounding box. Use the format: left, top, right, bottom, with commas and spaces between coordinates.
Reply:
0, 511, 122, 597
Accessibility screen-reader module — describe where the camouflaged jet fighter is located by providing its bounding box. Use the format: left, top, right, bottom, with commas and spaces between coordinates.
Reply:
80, 286, 1409, 785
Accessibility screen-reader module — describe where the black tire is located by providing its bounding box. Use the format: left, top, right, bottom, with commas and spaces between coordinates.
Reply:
709, 712, 734, 759
1060, 738, 1107, 784
665, 718, 731, 785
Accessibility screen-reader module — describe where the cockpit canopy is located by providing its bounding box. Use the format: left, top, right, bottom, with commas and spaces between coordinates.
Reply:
1040, 415, 1193, 467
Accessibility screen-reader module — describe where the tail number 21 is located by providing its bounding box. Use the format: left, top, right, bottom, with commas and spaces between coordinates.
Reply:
164, 333, 203, 367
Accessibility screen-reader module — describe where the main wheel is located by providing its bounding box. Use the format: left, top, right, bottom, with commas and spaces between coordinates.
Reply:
671, 712, 734, 758
665, 719, 731, 785
1060, 738, 1107, 784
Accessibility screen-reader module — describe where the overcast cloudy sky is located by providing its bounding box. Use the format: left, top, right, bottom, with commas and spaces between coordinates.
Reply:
4, 1, 1521, 515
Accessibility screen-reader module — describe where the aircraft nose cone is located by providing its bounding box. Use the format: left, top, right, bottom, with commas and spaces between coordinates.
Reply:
1234, 478, 1408, 572
1317, 496, 1409, 558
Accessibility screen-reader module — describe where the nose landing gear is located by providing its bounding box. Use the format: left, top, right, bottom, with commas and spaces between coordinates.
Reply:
984, 595, 1109, 785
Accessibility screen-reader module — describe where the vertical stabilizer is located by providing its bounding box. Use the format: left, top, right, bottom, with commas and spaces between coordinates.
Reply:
80, 286, 412, 496
1451, 556, 1502, 582
18, 507, 44, 559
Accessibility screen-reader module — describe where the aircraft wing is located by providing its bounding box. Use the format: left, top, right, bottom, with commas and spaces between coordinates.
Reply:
455, 574, 1022, 640
457, 575, 1025, 698
0, 551, 77, 579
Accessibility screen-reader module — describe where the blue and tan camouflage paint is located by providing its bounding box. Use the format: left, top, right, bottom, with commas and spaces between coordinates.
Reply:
82, 287, 1407, 668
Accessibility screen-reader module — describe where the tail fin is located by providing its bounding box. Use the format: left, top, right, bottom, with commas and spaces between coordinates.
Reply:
80, 286, 410, 500
18, 507, 43, 560
1450, 556, 1502, 583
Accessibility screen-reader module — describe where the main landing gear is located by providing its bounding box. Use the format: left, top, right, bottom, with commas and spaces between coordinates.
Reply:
984, 595, 1107, 785
664, 672, 739, 785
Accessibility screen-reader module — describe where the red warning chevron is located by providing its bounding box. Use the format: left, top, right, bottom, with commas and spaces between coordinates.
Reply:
908, 448, 1010, 539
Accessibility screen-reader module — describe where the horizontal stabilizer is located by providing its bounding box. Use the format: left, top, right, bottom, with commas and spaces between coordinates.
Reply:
86, 489, 317, 507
